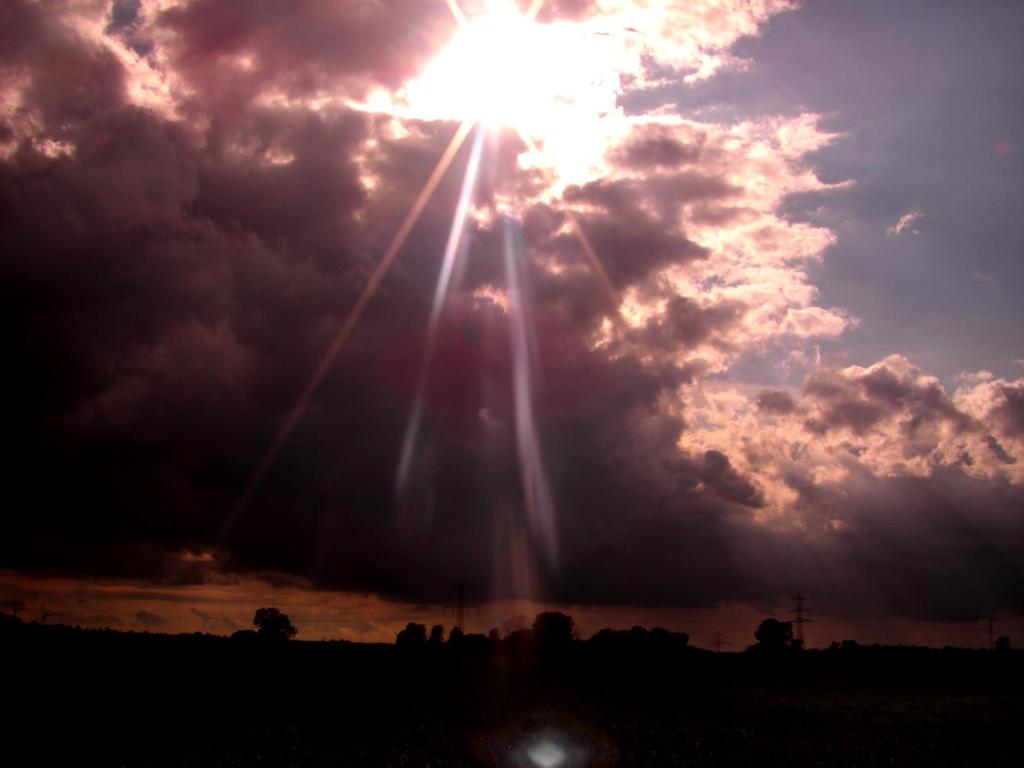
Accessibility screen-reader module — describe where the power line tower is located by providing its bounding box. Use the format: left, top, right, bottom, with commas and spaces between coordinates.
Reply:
713, 629, 729, 653
444, 581, 477, 633
789, 592, 812, 648
40, 606, 52, 625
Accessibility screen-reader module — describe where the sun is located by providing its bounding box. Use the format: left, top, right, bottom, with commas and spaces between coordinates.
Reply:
232, 1, 625, 523
407, 1, 616, 144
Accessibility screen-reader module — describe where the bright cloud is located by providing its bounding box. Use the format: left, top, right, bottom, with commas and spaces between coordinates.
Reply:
886, 208, 925, 237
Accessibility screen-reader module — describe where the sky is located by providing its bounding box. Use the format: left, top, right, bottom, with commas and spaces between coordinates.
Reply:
1, 0, 1022, 648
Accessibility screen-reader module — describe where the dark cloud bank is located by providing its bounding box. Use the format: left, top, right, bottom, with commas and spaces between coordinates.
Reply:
1, 0, 1021, 625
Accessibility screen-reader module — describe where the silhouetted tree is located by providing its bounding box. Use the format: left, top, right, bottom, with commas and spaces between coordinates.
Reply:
252, 607, 297, 640
429, 624, 444, 645
588, 626, 689, 655
995, 636, 1011, 653
533, 611, 575, 651
753, 618, 793, 650
649, 626, 688, 648
501, 615, 527, 635
460, 633, 491, 654
396, 622, 427, 648
488, 627, 500, 644
448, 626, 464, 644
2, 598, 25, 617
504, 628, 536, 656
828, 639, 862, 652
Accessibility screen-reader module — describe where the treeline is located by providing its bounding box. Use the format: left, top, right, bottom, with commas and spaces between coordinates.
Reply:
392, 611, 693, 657
2, 607, 1016, 657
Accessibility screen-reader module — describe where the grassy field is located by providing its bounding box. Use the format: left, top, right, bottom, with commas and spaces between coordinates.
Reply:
4, 621, 1022, 766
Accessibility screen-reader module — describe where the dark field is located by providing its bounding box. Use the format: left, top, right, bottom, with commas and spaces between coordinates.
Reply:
4, 620, 1022, 767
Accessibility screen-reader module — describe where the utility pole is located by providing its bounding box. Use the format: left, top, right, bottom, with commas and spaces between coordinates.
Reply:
714, 629, 727, 653
444, 581, 477, 633
455, 581, 466, 633
790, 592, 812, 648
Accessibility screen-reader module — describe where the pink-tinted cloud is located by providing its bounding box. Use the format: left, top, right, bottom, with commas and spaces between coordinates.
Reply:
886, 208, 924, 237
1, 0, 1021, 632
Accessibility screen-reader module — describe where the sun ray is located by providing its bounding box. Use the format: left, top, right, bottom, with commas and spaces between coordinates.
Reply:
444, 0, 469, 27
525, 0, 548, 21
563, 209, 622, 314
504, 217, 558, 568
519, 132, 623, 317
397, 126, 486, 495
224, 119, 476, 537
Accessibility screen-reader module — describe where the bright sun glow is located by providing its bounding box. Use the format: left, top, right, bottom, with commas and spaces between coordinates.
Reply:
407, 1, 619, 166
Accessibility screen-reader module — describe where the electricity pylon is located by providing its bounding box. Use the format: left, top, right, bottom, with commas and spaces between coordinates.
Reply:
790, 592, 813, 648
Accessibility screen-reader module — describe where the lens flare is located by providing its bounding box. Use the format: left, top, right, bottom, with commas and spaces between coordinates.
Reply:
519, 133, 623, 325
444, 0, 469, 27
397, 126, 486, 496
232, 0, 618, 590
527, 740, 567, 768
226, 120, 474, 536
504, 218, 558, 568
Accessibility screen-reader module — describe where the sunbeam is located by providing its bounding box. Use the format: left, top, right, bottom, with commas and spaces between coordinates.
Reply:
396, 125, 487, 497
564, 209, 622, 315
525, 0, 548, 21
444, 0, 468, 27
224, 119, 475, 537
520, 133, 623, 319
504, 217, 559, 568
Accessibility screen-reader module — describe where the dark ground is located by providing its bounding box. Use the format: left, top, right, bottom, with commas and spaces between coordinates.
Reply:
3, 619, 1022, 767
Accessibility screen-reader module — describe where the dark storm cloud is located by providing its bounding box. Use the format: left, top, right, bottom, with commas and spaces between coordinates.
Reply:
785, 469, 1024, 622
135, 609, 168, 627
2, 0, 1023, 626
156, 0, 453, 110
192, 608, 239, 633
1, 4, 384, 577
757, 389, 796, 415
193, 108, 367, 248
610, 124, 702, 169
802, 360, 973, 437
0, 0, 125, 129
702, 451, 764, 509
107, 0, 141, 34
535, 387, 748, 607
983, 435, 1016, 466
640, 295, 745, 349
567, 172, 736, 221
991, 384, 1024, 438
0, 0, 576, 603
539, 175, 717, 288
